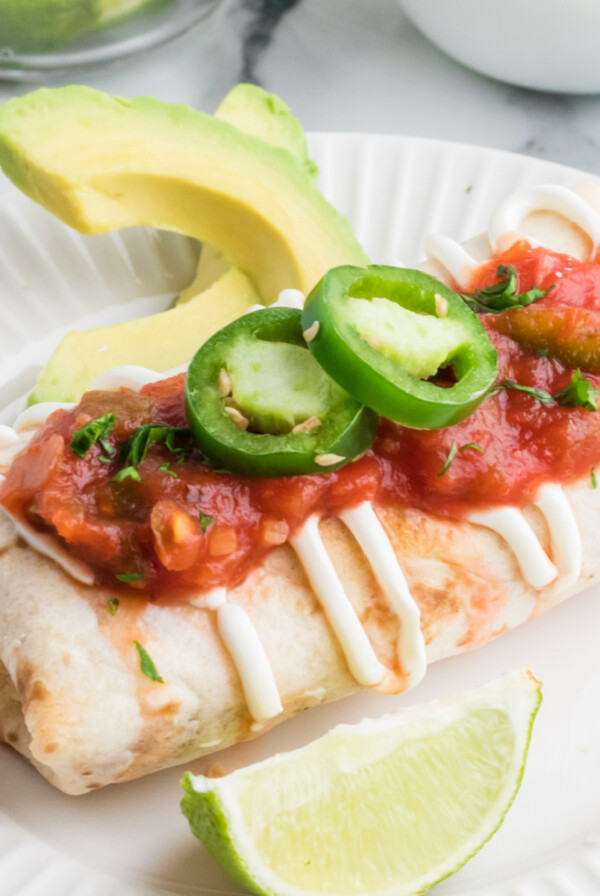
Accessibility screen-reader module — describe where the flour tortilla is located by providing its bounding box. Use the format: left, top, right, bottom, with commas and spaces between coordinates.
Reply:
1, 184, 599, 795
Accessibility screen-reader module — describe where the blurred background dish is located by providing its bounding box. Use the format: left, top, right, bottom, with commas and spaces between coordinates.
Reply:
398, 0, 600, 94
0, 0, 223, 81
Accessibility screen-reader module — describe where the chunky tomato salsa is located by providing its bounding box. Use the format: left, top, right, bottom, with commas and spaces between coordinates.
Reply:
3, 243, 600, 597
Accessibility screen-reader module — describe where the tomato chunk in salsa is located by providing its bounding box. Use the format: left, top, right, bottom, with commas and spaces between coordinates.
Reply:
3, 243, 600, 598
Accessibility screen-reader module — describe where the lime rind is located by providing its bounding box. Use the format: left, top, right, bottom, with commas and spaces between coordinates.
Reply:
181, 670, 542, 896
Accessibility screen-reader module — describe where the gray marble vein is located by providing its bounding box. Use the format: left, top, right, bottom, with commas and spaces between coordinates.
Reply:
238, 0, 302, 83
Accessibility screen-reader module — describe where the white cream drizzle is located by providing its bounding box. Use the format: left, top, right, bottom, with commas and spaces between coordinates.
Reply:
488, 184, 600, 257
89, 365, 171, 393
13, 402, 75, 433
290, 515, 385, 687
246, 287, 305, 314
424, 233, 481, 290
426, 185, 600, 289
5, 510, 94, 585
468, 505, 558, 589
534, 483, 582, 589
217, 602, 283, 722
339, 502, 426, 688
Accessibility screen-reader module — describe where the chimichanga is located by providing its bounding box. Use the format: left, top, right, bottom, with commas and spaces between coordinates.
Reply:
2, 182, 600, 795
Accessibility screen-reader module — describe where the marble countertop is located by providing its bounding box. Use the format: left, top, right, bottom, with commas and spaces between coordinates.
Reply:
1, 0, 600, 188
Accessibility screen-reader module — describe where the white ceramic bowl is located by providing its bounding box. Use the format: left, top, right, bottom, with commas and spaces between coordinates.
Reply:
399, 0, 600, 94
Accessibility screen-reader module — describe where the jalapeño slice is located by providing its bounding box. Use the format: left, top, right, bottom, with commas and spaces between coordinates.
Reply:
302, 265, 498, 429
185, 307, 378, 476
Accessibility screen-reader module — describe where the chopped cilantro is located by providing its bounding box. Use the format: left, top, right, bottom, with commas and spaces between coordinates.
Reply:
536, 348, 549, 358
134, 641, 164, 683
501, 380, 554, 404
112, 465, 142, 483
466, 184, 473, 194
159, 462, 178, 478
70, 414, 116, 459
437, 442, 458, 476
199, 511, 214, 533
107, 598, 120, 615
592, 468, 597, 489
115, 571, 145, 583
501, 371, 599, 412
438, 441, 482, 476
554, 369, 599, 412
459, 442, 483, 453
463, 264, 553, 314
121, 423, 192, 468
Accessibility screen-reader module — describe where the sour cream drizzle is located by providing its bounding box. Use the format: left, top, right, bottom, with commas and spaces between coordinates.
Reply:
488, 184, 600, 257
14, 402, 76, 433
534, 483, 582, 589
339, 502, 426, 688
424, 233, 481, 290
217, 602, 283, 723
426, 185, 600, 290
290, 515, 385, 687
468, 506, 558, 589
6, 512, 94, 585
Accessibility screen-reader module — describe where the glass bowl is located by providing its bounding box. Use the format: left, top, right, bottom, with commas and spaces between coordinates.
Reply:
0, 0, 223, 82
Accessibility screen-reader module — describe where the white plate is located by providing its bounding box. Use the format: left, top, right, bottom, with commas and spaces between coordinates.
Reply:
1, 134, 600, 896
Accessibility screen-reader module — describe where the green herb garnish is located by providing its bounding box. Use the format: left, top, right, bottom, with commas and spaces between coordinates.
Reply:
592, 468, 597, 489
159, 462, 178, 478
501, 380, 555, 404
459, 442, 483, 453
199, 511, 214, 533
438, 440, 483, 476
501, 370, 599, 411
115, 571, 145, 583
463, 264, 553, 314
107, 598, 120, 615
134, 641, 164, 683
438, 442, 458, 476
112, 465, 142, 483
121, 423, 192, 468
70, 414, 116, 459
553, 369, 599, 412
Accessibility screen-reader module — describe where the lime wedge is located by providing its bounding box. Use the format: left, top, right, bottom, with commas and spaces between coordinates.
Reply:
181, 669, 541, 896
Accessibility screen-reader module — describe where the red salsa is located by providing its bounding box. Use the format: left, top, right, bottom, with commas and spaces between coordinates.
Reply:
3, 244, 600, 597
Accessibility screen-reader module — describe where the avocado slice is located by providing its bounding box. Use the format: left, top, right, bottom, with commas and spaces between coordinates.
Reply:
0, 0, 167, 53
215, 83, 317, 181
28, 267, 260, 405
177, 83, 318, 306
0, 86, 367, 303
0, 86, 366, 405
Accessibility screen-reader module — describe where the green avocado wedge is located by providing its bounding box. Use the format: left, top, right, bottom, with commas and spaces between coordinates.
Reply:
0, 87, 368, 304
215, 83, 317, 181
28, 267, 260, 405
176, 83, 318, 306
